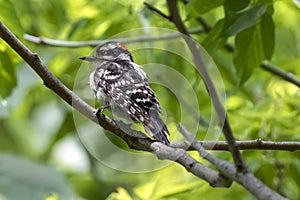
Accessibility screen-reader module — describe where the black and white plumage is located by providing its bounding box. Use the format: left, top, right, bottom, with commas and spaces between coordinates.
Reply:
80, 42, 170, 144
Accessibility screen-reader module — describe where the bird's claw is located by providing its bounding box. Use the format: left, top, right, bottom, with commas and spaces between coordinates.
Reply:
95, 105, 110, 117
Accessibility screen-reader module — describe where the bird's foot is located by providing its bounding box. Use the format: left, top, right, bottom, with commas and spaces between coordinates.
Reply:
95, 105, 110, 117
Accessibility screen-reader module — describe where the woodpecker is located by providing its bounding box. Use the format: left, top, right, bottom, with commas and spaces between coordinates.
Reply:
80, 41, 170, 144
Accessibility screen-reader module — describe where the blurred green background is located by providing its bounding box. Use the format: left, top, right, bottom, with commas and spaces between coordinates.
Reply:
0, 0, 300, 199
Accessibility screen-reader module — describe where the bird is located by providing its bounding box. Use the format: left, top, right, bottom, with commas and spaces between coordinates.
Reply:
80, 41, 170, 144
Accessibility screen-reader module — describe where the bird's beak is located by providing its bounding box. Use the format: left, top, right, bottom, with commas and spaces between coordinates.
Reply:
80, 56, 96, 62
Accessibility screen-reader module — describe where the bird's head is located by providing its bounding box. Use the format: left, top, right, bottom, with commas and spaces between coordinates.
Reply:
80, 41, 133, 63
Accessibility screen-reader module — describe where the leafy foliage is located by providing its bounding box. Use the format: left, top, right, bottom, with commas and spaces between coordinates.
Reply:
0, 50, 17, 98
0, 0, 300, 199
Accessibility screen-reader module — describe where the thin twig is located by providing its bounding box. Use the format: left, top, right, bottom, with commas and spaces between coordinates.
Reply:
151, 142, 232, 187
261, 61, 300, 88
197, 17, 300, 88
178, 124, 288, 200
171, 140, 300, 152
23, 15, 300, 89
0, 21, 230, 188
23, 27, 203, 48
0, 21, 295, 198
196, 17, 211, 33
165, 0, 246, 172
144, 2, 170, 20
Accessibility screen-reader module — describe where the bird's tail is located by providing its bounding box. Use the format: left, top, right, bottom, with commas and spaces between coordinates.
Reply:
144, 111, 170, 144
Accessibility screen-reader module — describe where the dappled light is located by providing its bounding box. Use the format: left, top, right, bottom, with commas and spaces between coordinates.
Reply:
0, 0, 299, 199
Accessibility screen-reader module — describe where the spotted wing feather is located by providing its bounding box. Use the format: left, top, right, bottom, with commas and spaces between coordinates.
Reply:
93, 61, 161, 124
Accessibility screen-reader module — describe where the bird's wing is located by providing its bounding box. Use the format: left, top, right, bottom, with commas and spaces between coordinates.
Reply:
94, 61, 161, 124
109, 86, 151, 124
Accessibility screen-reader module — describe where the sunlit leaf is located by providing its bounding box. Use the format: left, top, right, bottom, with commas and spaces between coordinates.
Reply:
106, 187, 133, 200
187, 0, 224, 17
1, 0, 300, 199
44, 193, 59, 200
0, 50, 17, 98
0, 0, 23, 36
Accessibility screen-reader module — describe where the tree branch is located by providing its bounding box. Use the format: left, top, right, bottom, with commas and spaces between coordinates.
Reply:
164, 0, 246, 171
0, 20, 295, 199
151, 142, 232, 187
144, 2, 170, 20
179, 125, 288, 200
261, 61, 300, 88
171, 140, 300, 152
0, 21, 231, 188
196, 17, 300, 88
23, 27, 204, 48
23, 16, 300, 89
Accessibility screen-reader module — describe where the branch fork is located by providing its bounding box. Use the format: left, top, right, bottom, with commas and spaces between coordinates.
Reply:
0, 17, 290, 199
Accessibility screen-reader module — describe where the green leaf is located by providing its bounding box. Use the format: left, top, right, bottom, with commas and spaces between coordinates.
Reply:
0, 0, 23, 36
106, 187, 133, 200
186, 0, 224, 17
261, 13, 275, 59
224, 0, 250, 12
222, 1, 267, 36
134, 176, 202, 199
0, 154, 75, 200
202, 19, 226, 54
233, 9, 275, 85
234, 25, 264, 85
214, 52, 238, 85
0, 50, 17, 98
